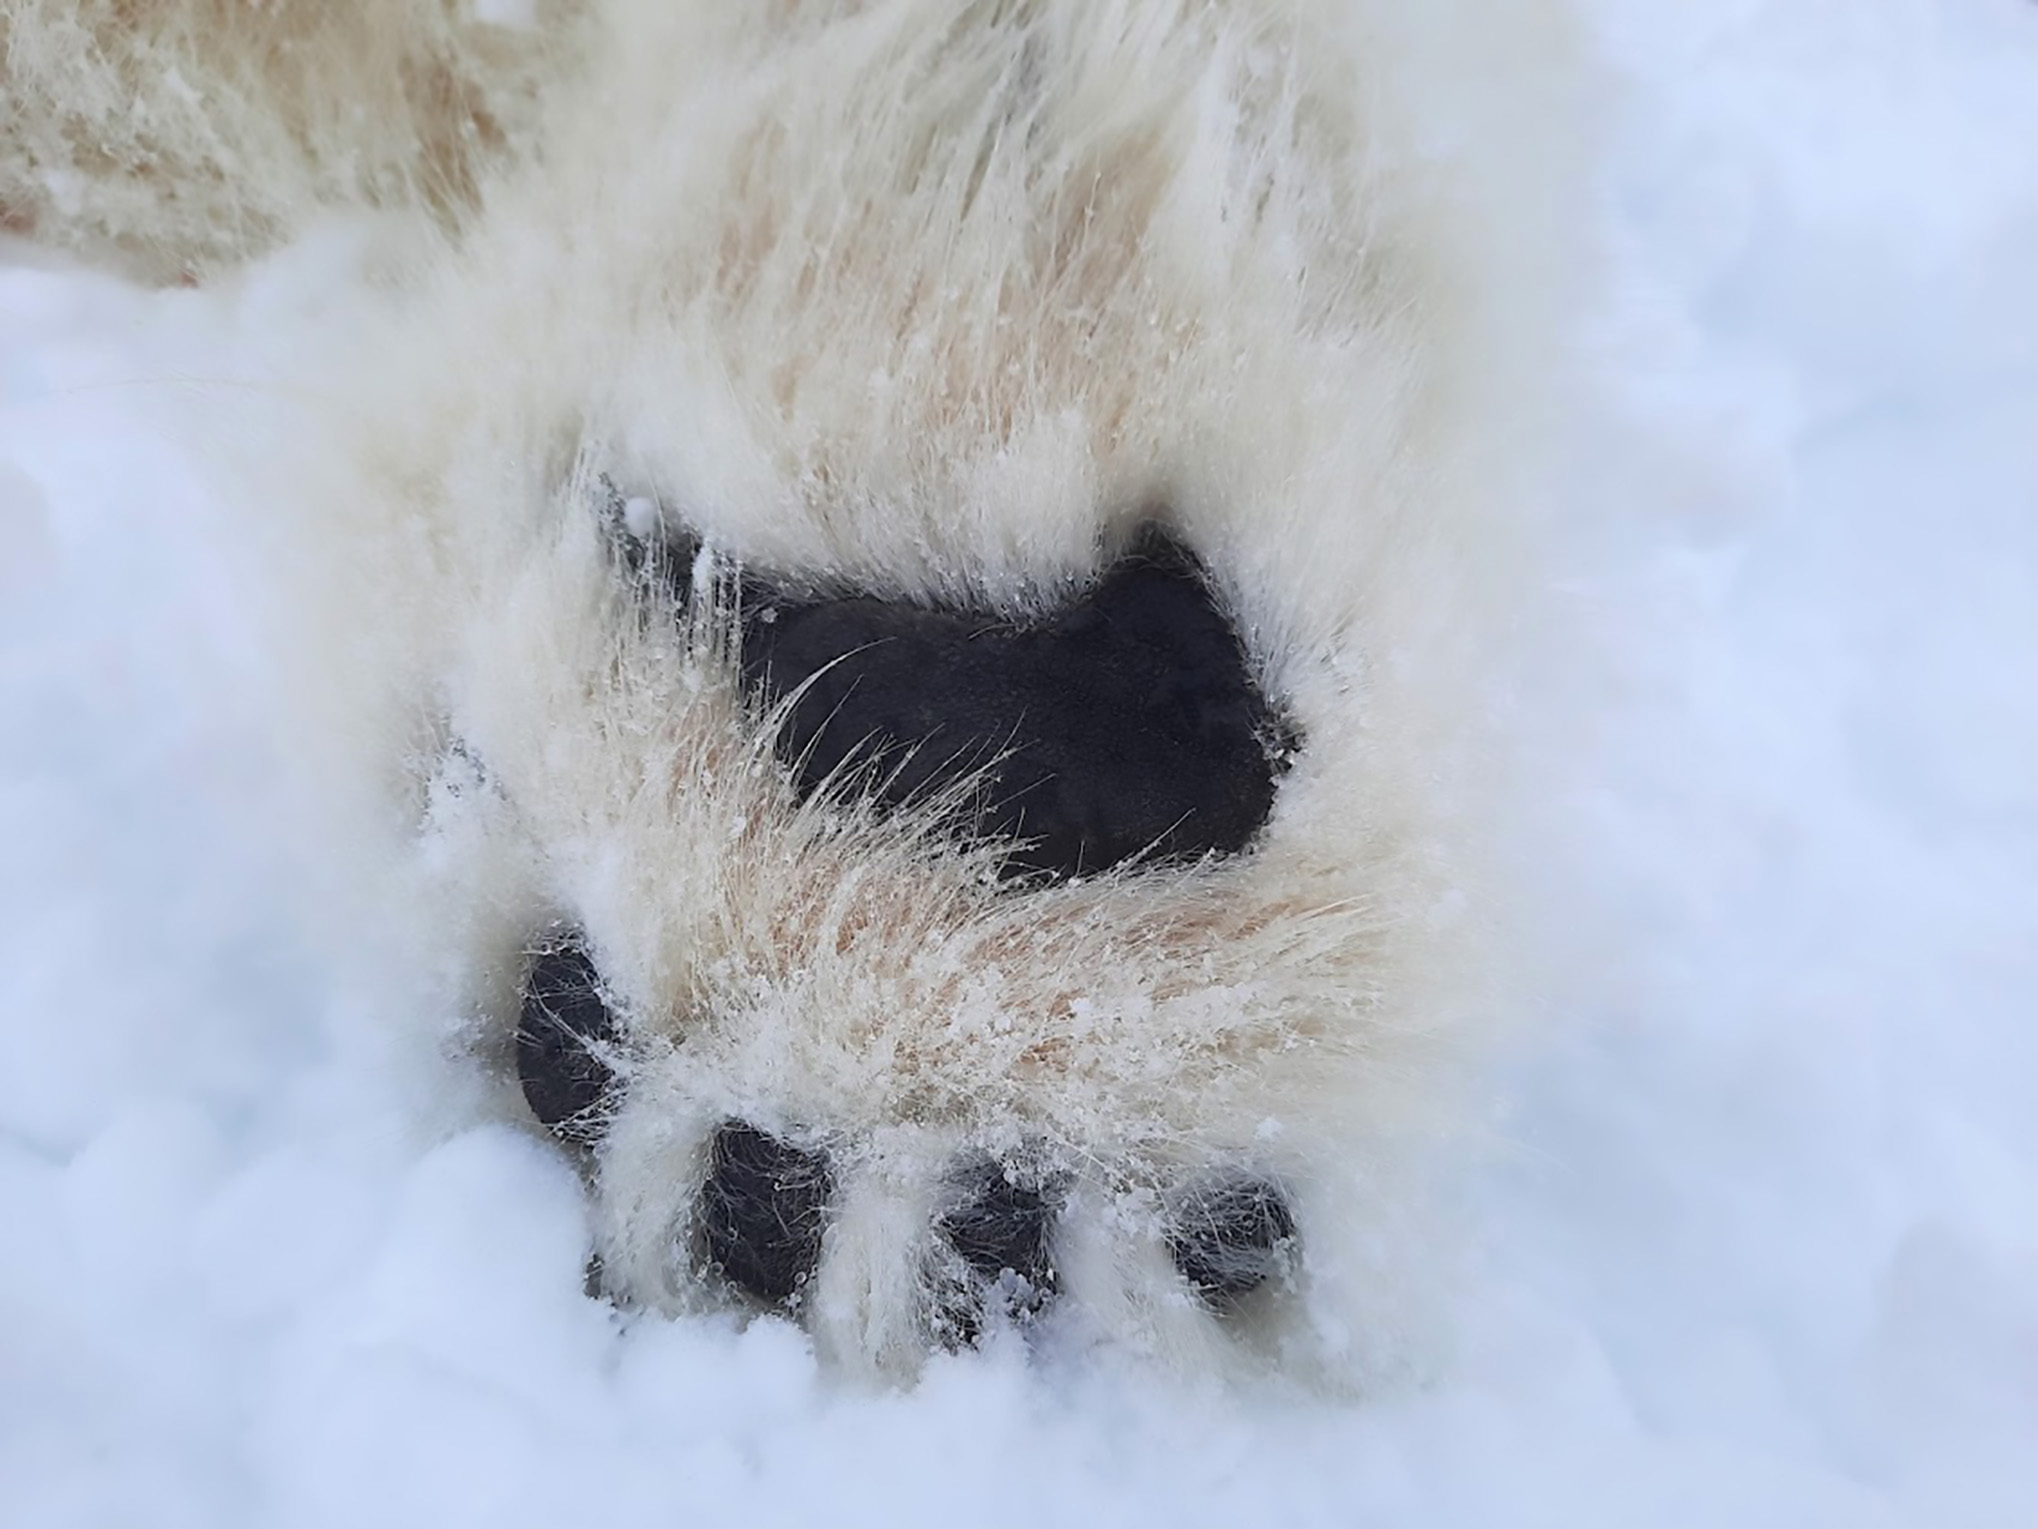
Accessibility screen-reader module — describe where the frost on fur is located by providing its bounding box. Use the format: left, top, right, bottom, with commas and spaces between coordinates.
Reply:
10, 0, 1586, 1387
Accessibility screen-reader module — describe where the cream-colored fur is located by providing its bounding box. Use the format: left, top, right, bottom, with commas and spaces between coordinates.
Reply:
0, 0, 586, 278
6, 0, 1584, 1385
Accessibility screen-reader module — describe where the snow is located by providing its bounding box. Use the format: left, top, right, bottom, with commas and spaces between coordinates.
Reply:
4, 4, 2036, 1524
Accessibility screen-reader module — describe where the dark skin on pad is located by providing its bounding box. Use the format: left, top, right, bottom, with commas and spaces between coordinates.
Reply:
738, 525, 1288, 881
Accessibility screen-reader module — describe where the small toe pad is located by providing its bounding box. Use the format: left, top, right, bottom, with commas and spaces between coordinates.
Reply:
1167, 1178, 1297, 1310
698, 1121, 834, 1309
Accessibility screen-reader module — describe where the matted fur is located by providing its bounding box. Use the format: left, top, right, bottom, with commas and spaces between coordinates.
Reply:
7, 0, 1585, 1385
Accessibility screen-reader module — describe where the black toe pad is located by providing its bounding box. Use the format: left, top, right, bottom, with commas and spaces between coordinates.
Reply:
516, 943, 621, 1144
932, 1160, 1059, 1346
698, 1122, 833, 1309
1167, 1178, 1297, 1310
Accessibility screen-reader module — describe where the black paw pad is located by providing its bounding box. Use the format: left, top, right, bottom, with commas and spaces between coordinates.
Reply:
598, 474, 703, 608
930, 1160, 1059, 1346
516, 943, 621, 1144
1167, 1178, 1297, 1310
740, 525, 1288, 881
698, 1122, 833, 1309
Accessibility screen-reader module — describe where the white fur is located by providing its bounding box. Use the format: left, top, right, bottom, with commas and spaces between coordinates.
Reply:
7, 0, 1585, 1386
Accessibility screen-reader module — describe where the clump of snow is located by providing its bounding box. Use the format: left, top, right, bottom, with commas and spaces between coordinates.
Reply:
3, 3, 2036, 1524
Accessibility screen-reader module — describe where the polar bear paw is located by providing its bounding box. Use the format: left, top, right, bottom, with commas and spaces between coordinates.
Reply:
505, 520, 1310, 1366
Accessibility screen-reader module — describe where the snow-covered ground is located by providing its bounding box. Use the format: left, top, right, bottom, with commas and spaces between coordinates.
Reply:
4, 4, 2035, 1525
